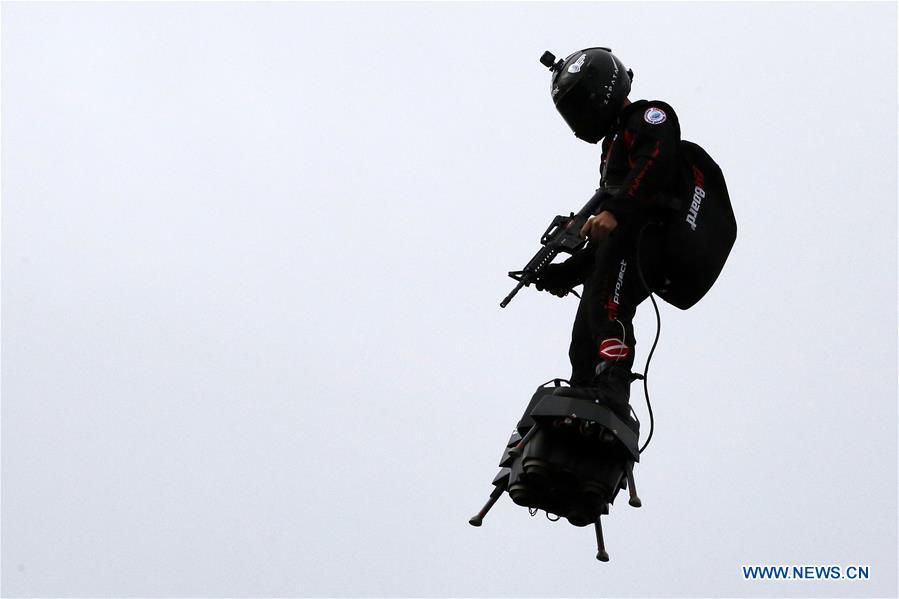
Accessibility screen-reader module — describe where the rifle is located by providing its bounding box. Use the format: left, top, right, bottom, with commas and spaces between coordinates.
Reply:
500, 188, 610, 308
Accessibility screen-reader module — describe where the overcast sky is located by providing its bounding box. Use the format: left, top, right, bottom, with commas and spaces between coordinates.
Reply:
2, 2, 896, 597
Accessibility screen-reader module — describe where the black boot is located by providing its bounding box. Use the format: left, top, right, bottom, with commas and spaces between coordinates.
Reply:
592, 364, 635, 427
554, 363, 638, 433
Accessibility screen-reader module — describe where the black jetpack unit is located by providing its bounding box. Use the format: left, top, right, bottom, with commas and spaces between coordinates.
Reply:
469, 379, 643, 562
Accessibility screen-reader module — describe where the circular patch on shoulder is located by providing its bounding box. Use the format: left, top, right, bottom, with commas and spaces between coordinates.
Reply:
644, 107, 667, 125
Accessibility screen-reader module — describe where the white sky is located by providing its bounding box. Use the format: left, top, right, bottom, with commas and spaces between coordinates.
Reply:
2, 2, 896, 597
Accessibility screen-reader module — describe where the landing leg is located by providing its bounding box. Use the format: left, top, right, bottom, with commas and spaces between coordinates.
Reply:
508, 424, 540, 458
625, 462, 642, 508
594, 515, 610, 562
469, 478, 508, 527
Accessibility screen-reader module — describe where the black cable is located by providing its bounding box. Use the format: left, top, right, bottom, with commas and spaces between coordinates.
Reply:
635, 222, 663, 454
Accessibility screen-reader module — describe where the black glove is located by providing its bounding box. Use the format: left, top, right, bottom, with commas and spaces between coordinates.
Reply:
535, 248, 594, 297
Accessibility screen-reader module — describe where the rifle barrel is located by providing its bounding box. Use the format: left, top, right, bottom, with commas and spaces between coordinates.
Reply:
500, 280, 526, 308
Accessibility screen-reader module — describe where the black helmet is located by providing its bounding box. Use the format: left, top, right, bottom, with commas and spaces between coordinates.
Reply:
540, 48, 633, 143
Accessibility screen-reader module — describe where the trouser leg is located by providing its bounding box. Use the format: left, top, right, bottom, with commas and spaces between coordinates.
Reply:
569, 287, 599, 386
569, 236, 623, 383
567, 221, 665, 386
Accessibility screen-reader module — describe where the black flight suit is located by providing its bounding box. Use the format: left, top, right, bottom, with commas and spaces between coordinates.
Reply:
567, 100, 681, 396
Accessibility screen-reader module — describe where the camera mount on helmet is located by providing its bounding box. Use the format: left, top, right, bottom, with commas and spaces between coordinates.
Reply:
539, 51, 565, 73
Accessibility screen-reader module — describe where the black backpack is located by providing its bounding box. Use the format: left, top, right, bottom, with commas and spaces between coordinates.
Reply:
655, 141, 737, 310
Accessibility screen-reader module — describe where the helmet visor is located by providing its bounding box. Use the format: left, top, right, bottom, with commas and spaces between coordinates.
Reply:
555, 83, 610, 144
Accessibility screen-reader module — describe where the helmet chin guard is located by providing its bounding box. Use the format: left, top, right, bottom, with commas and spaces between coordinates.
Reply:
541, 48, 633, 143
